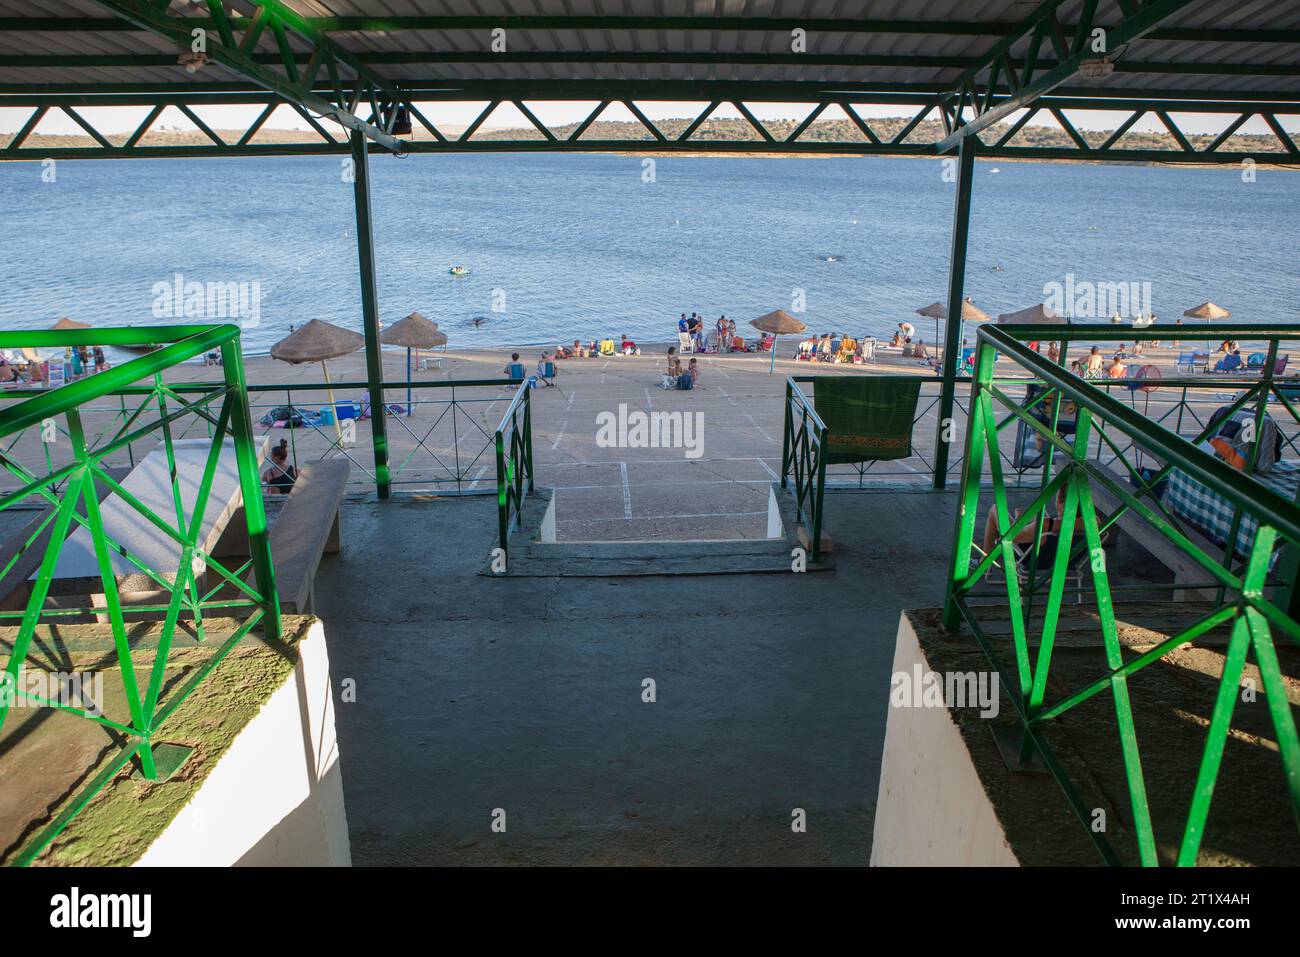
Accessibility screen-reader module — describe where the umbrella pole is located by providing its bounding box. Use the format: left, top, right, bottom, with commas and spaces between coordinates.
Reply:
769, 335, 778, 374
322, 361, 343, 442
406, 347, 413, 417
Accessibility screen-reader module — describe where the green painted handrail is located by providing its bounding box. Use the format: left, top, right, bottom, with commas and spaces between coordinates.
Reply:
493, 378, 535, 560
943, 321, 1300, 866
0, 323, 281, 866
781, 376, 829, 561
979, 323, 1300, 542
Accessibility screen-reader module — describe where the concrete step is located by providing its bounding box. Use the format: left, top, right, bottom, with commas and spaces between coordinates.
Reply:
489, 485, 832, 577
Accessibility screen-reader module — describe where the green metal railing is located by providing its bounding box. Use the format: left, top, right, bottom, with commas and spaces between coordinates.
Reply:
791, 374, 976, 486
781, 377, 829, 561
493, 378, 535, 559
944, 322, 1300, 866
1, 376, 529, 500
0, 324, 280, 866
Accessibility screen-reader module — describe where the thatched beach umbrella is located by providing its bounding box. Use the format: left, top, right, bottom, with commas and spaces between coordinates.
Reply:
381, 311, 447, 415
996, 303, 1066, 325
751, 309, 808, 374
1184, 301, 1230, 324
50, 316, 89, 331
915, 299, 990, 352
270, 319, 364, 439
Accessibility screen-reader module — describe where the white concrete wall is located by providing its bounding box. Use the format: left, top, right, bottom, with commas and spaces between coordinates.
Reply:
135, 621, 351, 867
870, 612, 1018, 867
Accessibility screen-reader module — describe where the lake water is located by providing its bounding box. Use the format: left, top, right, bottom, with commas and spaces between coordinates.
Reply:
0, 152, 1296, 354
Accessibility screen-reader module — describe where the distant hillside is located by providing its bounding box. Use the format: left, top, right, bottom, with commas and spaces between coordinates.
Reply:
6, 115, 1293, 157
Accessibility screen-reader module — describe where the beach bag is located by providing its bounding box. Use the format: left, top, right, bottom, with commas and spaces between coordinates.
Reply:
1207, 405, 1282, 472
259, 405, 304, 428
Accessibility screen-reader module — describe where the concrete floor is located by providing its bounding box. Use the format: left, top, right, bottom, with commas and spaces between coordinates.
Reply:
313, 487, 958, 865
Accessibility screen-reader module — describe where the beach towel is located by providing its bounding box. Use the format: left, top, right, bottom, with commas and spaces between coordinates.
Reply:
812, 376, 921, 464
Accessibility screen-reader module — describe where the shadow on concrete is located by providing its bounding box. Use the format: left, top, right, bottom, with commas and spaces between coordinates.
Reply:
313, 488, 958, 865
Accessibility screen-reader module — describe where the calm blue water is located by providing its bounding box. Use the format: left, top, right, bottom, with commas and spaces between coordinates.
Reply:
0, 153, 1296, 353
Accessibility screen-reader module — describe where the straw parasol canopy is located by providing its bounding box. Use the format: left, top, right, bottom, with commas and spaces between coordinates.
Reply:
382, 312, 447, 415
1184, 301, 1230, 320
914, 299, 991, 323
380, 311, 447, 349
750, 310, 808, 374
750, 309, 807, 335
996, 303, 1067, 325
50, 316, 89, 331
916, 298, 990, 350
271, 319, 364, 439
270, 318, 364, 364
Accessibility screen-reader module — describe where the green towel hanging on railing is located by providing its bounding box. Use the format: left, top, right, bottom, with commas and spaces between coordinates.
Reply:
812, 376, 922, 464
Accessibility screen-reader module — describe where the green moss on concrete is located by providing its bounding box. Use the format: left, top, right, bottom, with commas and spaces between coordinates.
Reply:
5, 615, 315, 867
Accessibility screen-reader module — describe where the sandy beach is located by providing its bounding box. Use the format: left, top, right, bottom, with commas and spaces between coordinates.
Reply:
3, 330, 1278, 544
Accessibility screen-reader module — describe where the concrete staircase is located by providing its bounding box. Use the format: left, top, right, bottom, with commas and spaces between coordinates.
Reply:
490, 485, 832, 577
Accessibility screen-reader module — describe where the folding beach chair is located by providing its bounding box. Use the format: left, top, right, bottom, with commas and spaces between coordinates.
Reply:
1012, 526, 1116, 605
1247, 352, 1268, 373
506, 362, 526, 381
537, 360, 558, 387
599, 339, 616, 356
678, 331, 695, 355
1177, 350, 1209, 373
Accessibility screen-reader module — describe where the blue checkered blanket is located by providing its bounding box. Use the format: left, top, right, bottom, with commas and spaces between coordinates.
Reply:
1161, 460, 1299, 562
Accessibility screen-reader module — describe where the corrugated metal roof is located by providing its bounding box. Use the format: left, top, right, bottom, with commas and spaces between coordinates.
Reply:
0, 0, 1295, 100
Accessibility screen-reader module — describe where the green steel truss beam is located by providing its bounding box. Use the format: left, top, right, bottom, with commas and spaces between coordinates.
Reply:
5, 50, 1298, 77
5, 80, 1297, 104
2, 15, 1295, 45
86, 0, 414, 152
935, 0, 1200, 153
3, 92, 1295, 164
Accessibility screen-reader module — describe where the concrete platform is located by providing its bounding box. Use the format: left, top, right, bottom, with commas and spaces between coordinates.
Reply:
314, 488, 959, 865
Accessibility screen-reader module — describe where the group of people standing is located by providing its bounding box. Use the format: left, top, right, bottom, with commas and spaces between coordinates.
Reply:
0, 346, 107, 385
678, 312, 740, 353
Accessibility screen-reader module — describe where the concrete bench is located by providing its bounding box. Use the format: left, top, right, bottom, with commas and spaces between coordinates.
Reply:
1089, 468, 1220, 601
265, 459, 349, 615
0, 467, 131, 612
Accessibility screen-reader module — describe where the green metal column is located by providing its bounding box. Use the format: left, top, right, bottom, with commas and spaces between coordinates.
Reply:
932, 138, 976, 489
350, 129, 391, 498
